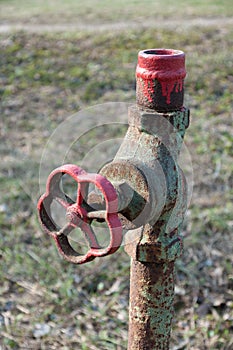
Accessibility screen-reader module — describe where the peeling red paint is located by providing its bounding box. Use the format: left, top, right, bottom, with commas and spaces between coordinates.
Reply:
161, 78, 184, 104
137, 78, 154, 103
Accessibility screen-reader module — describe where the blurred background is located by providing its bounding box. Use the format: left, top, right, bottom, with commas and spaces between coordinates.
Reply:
0, 1, 232, 349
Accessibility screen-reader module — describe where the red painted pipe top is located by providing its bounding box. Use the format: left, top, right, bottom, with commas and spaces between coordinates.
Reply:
136, 49, 186, 112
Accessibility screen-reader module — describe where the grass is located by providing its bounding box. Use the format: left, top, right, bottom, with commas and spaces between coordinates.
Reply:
0, 1, 233, 349
1, 0, 233, 24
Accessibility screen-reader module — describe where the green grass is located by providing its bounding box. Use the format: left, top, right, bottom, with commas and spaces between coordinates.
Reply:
0, 1, 233, 349
1, 0, 233, 24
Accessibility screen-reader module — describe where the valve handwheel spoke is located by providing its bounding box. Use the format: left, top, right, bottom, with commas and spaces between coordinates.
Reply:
55, 195, 75, 210
38, 164, 123, 264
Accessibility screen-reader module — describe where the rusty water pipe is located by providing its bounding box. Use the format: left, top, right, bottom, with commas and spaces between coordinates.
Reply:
100, 49, 189, 349
38, 48, 190, 349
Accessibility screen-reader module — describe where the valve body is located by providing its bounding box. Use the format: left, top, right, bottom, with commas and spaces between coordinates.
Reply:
101, 49, 189, 349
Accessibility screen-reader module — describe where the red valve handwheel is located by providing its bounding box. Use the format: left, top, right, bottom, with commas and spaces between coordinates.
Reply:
37, 164, 122, 264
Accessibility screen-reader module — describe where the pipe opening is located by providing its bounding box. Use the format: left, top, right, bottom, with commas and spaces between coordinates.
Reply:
143, 49, 180, 56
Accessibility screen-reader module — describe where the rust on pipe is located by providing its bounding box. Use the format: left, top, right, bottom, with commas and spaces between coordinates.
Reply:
128, 261, 175, 350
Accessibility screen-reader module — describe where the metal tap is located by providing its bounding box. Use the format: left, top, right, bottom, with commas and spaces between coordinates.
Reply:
38, 48, 190, 349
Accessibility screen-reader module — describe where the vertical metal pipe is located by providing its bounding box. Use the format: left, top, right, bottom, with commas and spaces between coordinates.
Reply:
126, 49, 189, 349
128, 260, 175, 350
